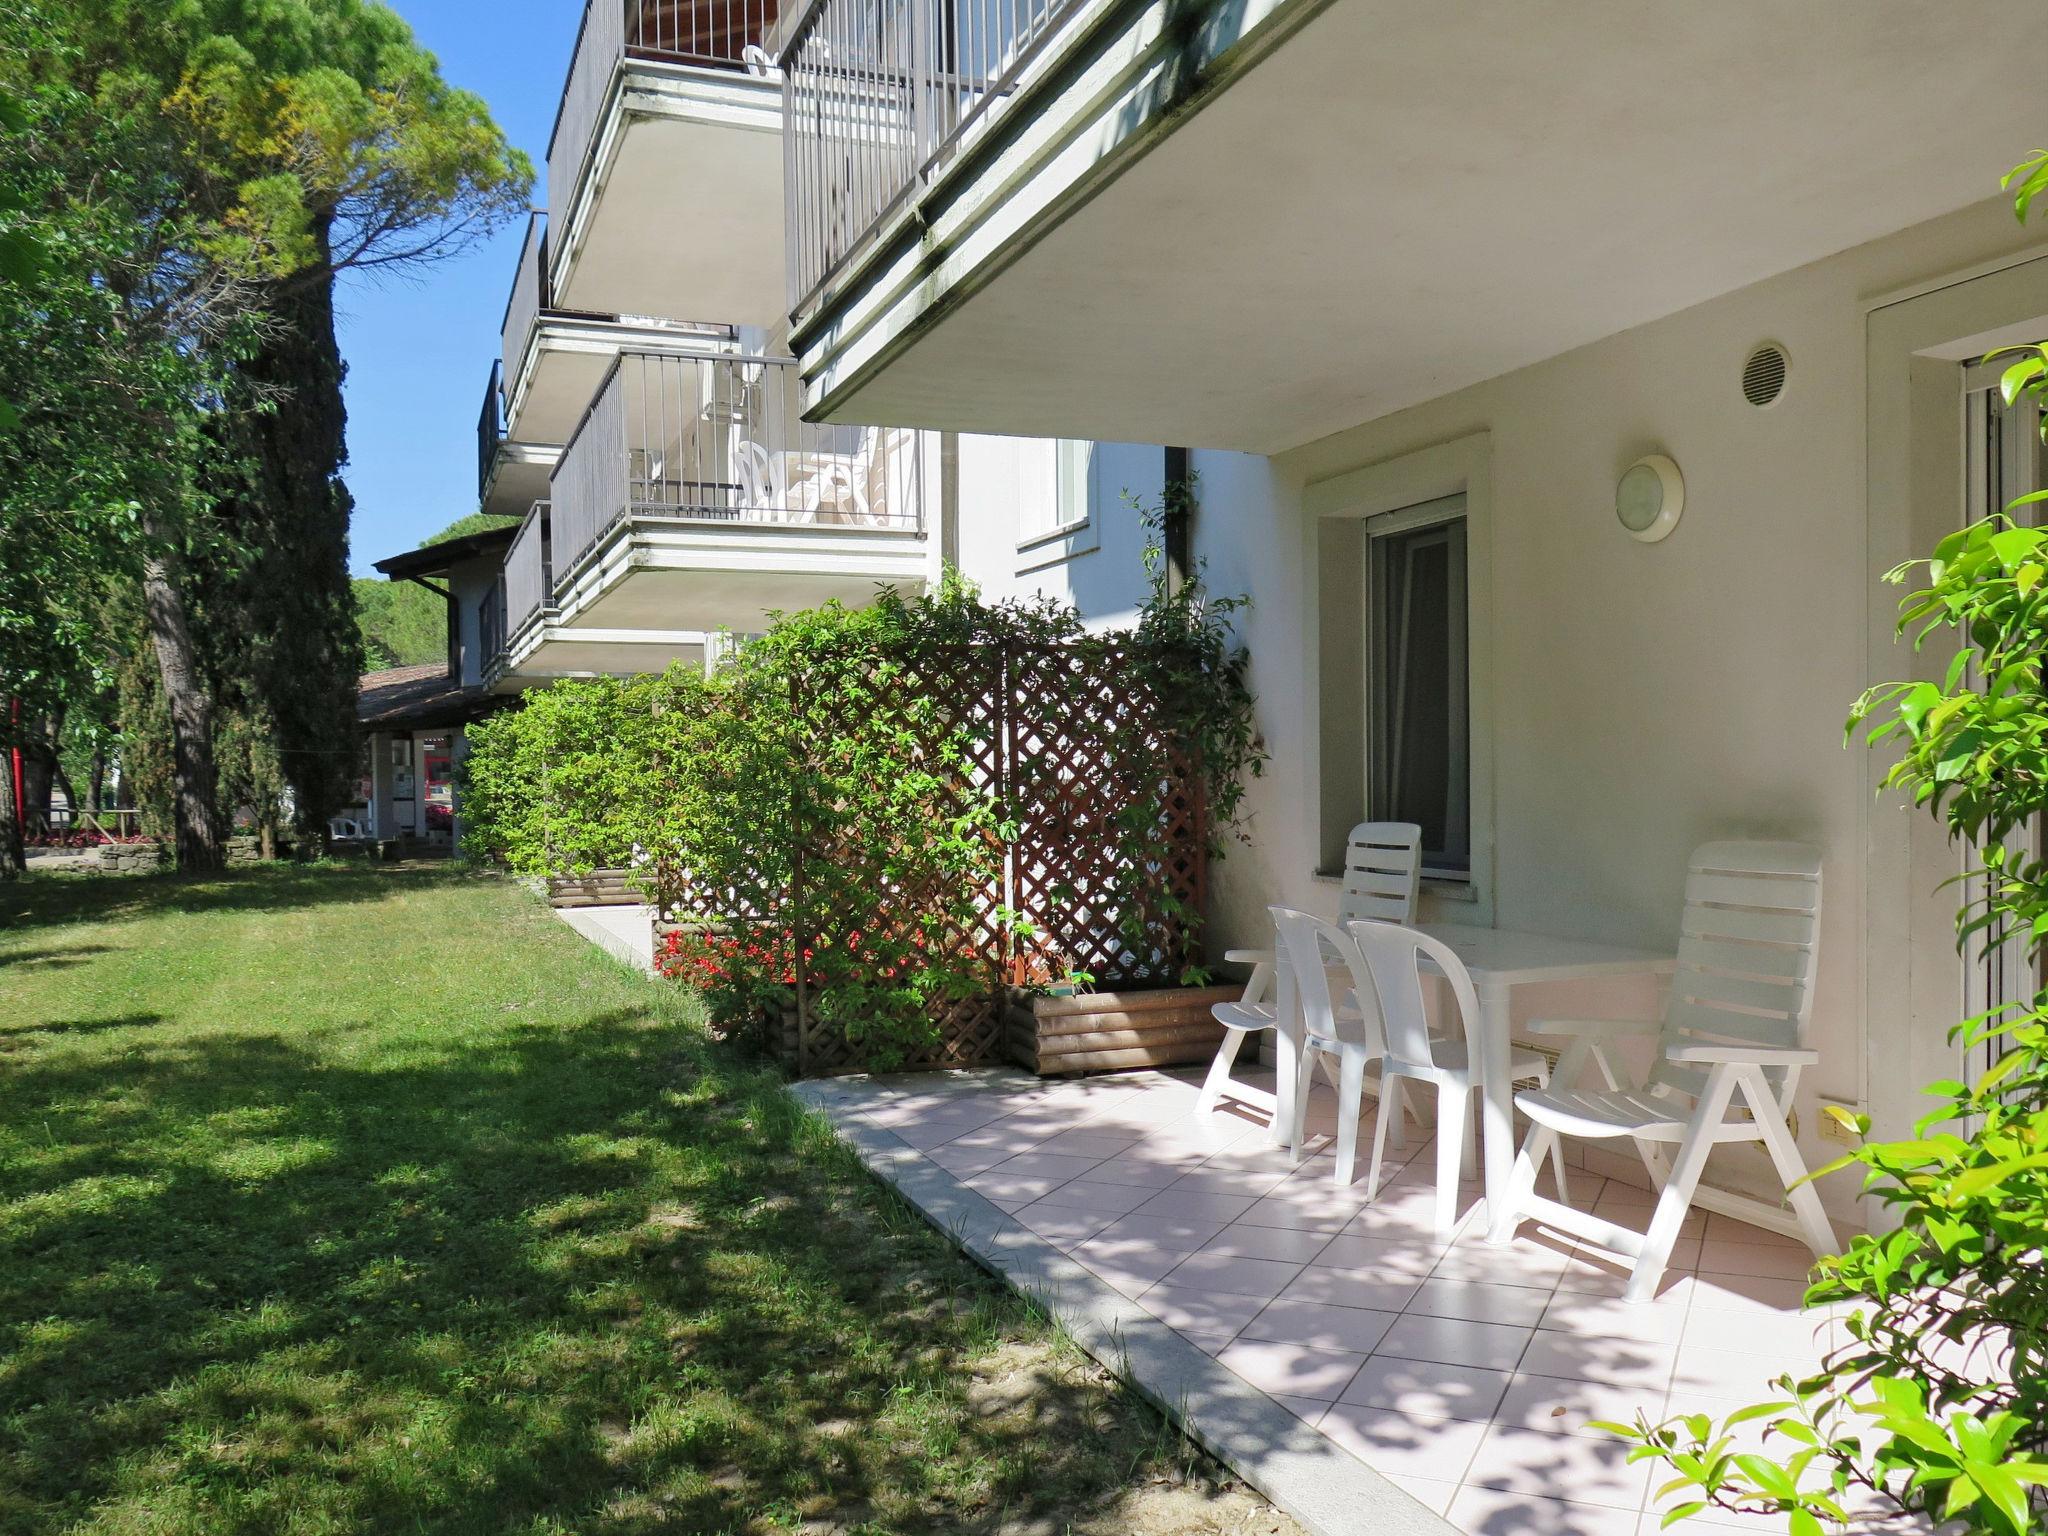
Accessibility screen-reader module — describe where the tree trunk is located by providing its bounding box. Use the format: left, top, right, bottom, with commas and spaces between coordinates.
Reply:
20, 712, 58, 837
89, 748, 105, 819
0, 713, 21, 879
140, 538, 222, 870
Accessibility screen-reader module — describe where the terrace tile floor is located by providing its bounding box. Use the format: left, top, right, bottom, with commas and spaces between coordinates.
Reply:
807, 1065, 1913, 1536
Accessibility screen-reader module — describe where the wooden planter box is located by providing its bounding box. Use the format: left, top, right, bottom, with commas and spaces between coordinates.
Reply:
547, 868, 643, 908
1006, 983, 1244, 1076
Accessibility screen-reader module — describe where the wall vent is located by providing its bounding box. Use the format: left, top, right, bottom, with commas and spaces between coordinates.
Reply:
1742, 343, 1789, 408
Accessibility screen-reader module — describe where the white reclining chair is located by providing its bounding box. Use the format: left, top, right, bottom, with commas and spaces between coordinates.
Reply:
1199, 823, 1421, 1122
1498, 841, 1837, 1302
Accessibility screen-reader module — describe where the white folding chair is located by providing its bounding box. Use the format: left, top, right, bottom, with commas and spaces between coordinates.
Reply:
1499, 842, 1837, 1302
1198, 823, 1422, 1120
1344, 922, 1563, 1228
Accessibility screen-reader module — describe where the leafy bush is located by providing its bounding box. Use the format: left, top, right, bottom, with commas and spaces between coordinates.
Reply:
460, 667, 714, 879
1604, 162, 2048, 1536
463, 553, 1263, 1071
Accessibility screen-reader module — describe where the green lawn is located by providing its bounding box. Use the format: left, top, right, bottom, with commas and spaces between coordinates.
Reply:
0, 865, 1274, 1535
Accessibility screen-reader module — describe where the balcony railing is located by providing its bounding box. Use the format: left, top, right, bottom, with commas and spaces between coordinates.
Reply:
477, 359, 505, 502
500, 211, 550, 380
505, 501, 554, 643
781, 0, 1084, 307
480, 572, 509, 671
551, 0, 784, 244
551, 349, 924, 585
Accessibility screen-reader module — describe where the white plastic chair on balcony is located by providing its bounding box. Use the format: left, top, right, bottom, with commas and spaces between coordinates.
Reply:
1497, 842, 1836, 1302
1341, 921, 1565, 1228
1198, 823, 1422, 1122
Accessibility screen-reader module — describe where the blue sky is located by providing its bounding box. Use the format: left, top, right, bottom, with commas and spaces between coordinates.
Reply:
337, 0, 578, 575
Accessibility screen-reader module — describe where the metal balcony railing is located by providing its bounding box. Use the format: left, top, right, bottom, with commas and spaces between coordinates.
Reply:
551, 0, 784, 248
477, 360, 506, 502
505, 501, 553, 642
780, 0, 1084, 308
500, 212, 550, 382
551, 349, 925, 587
480, 573, 509, 672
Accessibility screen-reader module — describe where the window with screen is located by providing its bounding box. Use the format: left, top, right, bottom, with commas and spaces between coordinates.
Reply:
1368, 500, 1470, 877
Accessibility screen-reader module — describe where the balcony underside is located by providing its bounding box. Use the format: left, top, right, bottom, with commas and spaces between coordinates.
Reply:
553, 64, 786, 330
483, 444, 560, 521
508, 321, 735, 445
495, 620, 708, 690
794, 0, 2048, 453
557, 518, 929, 635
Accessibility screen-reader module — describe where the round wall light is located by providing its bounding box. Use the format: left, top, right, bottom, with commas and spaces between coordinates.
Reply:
1616, 454, 1684, 543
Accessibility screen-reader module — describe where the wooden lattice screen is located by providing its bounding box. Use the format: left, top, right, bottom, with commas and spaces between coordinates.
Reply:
661, 637, 1209, 1076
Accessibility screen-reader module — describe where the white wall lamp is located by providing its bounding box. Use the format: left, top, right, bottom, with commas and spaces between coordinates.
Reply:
1616, 453, 1684, 543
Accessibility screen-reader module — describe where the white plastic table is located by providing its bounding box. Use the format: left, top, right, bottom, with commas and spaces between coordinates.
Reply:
1409, 924, 1675, 1242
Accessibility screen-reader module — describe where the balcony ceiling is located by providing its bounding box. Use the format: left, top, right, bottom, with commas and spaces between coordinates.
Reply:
553, 70, 786, 331
571, 559, 926, 636
483, 447, 556, 521
499, 632, 706, 690
810, 0, 2048, 453
510, 345, 616, 445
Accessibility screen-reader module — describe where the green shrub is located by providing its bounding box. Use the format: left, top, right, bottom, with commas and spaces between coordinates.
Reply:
460, 667, 713, 879
460, 549, 1263, 1071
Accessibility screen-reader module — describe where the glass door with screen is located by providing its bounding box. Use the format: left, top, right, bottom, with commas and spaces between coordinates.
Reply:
1961, 357, 2045, 1079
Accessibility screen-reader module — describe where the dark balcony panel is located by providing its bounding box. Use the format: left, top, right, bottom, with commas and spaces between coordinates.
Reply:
504, 500, 554, 642
476, 360, 506, 504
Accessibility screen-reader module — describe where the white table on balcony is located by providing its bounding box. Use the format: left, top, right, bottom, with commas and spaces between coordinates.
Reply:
1403, 925, 1676, 1243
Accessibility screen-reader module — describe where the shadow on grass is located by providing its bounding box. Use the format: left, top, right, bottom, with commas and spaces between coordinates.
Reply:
0, 945, 116, 971
0, 930, 1228, 1534
0, 863, 479, 937
0, 1013, 166, 1045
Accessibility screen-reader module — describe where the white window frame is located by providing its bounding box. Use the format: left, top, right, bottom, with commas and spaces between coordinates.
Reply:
1017, 439, 1101, 571
1366, 494, 1471, 884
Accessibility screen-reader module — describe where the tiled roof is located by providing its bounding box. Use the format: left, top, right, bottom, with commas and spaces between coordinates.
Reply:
356, 663, 497, 731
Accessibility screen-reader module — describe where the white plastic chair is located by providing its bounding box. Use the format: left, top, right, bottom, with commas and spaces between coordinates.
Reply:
732, 438, 784, 516
1198, 823, 1422, 1120
1341, 921, 1562, 1229
1270, 908, 1384, 1188
1499, 842, 1837, 1302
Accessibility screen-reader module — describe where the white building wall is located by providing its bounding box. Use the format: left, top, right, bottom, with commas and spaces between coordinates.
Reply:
1174, 192, 2048, 1227
951, 436, 1168, 622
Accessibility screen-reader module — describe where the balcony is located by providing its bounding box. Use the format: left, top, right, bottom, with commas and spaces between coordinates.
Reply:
780, 0, 2048, 451
477, 363, 561, 521
490, 499, 713, 689
548, 349, 930, 637
548, 0, 787, 328
500, 210, 740, 446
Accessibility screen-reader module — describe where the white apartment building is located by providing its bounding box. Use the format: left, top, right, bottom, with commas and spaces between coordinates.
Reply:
370, 0, 1188, 830
767, 0, 2048, 1239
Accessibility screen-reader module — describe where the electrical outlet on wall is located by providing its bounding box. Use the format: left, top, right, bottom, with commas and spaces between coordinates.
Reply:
1816, 1097, 1866, 1147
